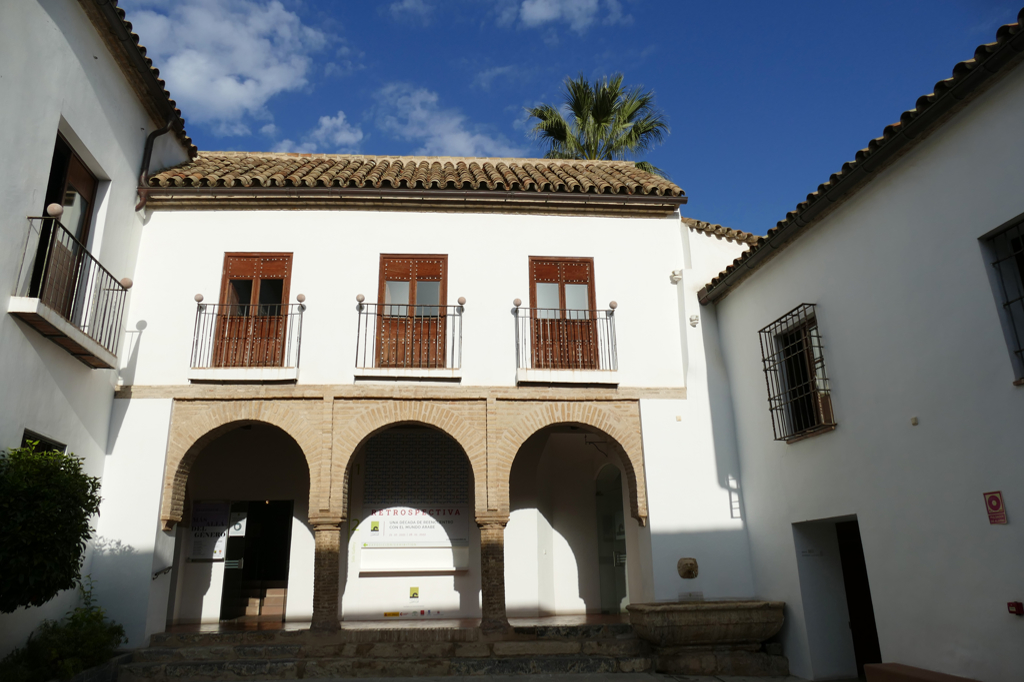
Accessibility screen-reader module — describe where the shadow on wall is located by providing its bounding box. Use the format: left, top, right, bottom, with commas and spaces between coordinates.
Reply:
118, 320, 146, 386
506, 426, 640, 617
89, 537, 153, 647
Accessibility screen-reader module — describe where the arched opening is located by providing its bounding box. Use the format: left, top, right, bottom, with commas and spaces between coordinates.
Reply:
341, 424, 480, 621
505, 423, 640, 617
166, 422, 312, 627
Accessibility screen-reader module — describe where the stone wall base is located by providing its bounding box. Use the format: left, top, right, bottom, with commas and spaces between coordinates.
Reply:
653, 646, 789, 676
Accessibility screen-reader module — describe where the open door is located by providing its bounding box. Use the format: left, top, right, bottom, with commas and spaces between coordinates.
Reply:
220, 500, 294, 622
214, 253, 292, 367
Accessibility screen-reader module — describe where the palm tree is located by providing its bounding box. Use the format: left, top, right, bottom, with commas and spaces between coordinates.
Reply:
527, 73, 670, 177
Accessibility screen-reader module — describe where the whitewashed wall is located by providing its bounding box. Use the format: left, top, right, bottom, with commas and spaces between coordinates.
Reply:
714, 63, 1024, 681
0, 0, 188, 655
122, 211, 685, 388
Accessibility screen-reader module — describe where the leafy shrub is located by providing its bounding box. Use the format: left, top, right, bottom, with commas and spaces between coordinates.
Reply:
0, 442, 101, 613
0, 579, 127, 682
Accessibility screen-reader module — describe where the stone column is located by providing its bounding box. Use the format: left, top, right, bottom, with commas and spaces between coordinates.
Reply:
476, 513, 511, 633
310, 517, 342, 630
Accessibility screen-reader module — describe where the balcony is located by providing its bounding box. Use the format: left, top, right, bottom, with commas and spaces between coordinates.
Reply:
188, 300, 304, 383
9, 216, 130, 369
513, 301, 618, 386
354, 296, 464, 381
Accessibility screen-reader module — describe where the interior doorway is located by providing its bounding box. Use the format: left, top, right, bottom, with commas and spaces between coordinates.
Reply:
595, 465, 628, 614
219, 500, 294, 622
836, 520, 882, 678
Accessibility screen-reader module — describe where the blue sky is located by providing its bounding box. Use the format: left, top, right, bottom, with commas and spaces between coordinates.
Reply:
129, 0, 1022, 235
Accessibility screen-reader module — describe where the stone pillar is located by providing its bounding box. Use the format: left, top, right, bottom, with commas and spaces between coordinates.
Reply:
310, 517, 342, 630
476, 513, 511, 633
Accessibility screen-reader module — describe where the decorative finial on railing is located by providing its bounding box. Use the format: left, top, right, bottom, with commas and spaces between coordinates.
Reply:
513, 298, 522, 307
46, 203, 63, 218
356, 294, 365, 303
609, 301, 618, 310
194, 293, 204, 303
296, 294, 306, 303
457, 297, 466, 306
120, 277, 133, 290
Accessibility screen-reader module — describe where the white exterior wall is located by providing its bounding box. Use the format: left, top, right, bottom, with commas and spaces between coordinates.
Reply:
122, 211, 686, 388
714, 64, 1024, 681
0, 0, 188, 655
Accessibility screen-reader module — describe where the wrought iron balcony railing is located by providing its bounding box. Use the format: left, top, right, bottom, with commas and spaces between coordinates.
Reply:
24, 216, 129, 357
355, 297, 464, 370
513, 304, 618, 371
191, 302, 304, 369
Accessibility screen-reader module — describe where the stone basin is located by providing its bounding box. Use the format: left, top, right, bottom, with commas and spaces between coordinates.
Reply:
626, 600, 785, 648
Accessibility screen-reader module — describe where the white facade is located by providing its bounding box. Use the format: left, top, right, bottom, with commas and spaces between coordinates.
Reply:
0, 0, 189, 655
710, 56, 1024, 681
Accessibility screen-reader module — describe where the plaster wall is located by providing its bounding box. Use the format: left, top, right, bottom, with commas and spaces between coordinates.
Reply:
714, 63, 1024, 681
0, 0, 189, 655
121, 211, 686, 388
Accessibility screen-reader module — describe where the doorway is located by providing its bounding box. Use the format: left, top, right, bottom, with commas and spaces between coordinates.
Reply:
836, 520, 882, 678
595, 465, 628, 613
219, 500, 294, 622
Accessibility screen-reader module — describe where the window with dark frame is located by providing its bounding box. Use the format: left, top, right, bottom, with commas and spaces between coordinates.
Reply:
983, 215, 1024, 383
758, 304, 836, 442
21, 429, 67, 454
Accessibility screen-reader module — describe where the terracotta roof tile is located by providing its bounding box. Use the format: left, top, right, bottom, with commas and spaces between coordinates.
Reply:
683, 217, 762, 246
148, 152, 686, 197
701, 7, 1024, 302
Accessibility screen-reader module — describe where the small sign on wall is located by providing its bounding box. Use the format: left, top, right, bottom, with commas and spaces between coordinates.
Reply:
984, 491, 1007, 524
190, 501, 230, 560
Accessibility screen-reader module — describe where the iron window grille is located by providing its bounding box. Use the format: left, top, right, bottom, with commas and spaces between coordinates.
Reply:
984, 215, 1024, 383
759, 304, 836, 442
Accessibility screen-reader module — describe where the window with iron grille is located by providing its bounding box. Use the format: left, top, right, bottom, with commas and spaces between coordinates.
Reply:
983, 214, 1024, 384
758, 304, 836, 442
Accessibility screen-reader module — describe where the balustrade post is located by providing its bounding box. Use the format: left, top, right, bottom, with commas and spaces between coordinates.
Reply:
310, 516, 342, 631
476, 513, 511, 633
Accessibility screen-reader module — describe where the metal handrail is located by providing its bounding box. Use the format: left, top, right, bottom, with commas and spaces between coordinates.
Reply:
27, 216, 129, 355
513, 305, 618, 371
191, 302, 304, 369
355, 299, 464, 370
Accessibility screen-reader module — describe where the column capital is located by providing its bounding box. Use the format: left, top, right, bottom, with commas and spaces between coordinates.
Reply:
309, 514, 344, 529
475, 512, 509, 529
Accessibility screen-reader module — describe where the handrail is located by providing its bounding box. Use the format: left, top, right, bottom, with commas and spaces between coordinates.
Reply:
513, 305, 618, 371
191, 302, 304, 369
355, 298, 464, 370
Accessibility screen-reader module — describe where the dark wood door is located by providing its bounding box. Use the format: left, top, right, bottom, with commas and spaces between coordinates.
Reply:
34, 137, 97, 320
377, 255, 447, 368
214, 253, 292, 367
529, 257, 598, 369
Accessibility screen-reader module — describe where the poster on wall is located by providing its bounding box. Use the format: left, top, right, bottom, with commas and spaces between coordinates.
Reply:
189, 501, 230, 561
358, 506, 469, 548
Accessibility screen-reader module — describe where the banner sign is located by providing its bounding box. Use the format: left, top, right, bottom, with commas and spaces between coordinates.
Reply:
190, 501, 230, 560
359, 506, 469, 548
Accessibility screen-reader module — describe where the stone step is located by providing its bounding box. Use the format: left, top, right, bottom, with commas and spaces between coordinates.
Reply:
120, 655, 651, 681
512, 622, 635, 639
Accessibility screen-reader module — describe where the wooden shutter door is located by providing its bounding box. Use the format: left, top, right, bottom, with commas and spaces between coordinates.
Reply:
377, 255, 447, 368
529, 257, 597, 370
215, 253, 292, 367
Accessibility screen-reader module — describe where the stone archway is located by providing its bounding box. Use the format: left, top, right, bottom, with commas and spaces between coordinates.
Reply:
160, 399, 324, 529
330, 400, 487, 520
493, 401, 647, 524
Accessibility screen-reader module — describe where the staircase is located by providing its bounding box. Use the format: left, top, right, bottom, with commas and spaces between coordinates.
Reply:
118, 622, 651, 680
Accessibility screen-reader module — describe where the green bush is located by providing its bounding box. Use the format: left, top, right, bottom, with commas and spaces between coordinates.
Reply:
0, 579, 127, 682
0, 442, 101, 613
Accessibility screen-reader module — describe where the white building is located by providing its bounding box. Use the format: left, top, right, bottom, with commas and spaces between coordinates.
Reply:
1, 2, 1022, 681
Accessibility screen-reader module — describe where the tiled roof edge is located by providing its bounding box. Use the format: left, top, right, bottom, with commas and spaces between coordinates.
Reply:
682, 216, 762, 246
699, 7, 1024, 306
85, 0, 197, 158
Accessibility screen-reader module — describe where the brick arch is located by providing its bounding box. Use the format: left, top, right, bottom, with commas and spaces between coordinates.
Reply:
494, 402, 647, 524
160, 400, 323, 529
331, 401, 486, 518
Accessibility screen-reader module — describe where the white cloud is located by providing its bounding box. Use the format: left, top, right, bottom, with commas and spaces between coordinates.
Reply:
129, 0, 327, 136
259, 123, 278, 137
325, 42, 365, 78
272, 110, 364, 153
390, 0, 433, 23
375, 84, 526, 157
512, 0, 630, 34
473, 65, 515, 90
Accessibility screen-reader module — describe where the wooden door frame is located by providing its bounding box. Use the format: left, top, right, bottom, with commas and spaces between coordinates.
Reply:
376, 254, 448, 309
527, 256, 597, 311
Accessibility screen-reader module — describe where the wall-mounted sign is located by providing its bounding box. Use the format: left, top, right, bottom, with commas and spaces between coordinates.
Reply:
359, 506, 469, 548
984, 491, 1007, 524
229, 511, 247, 537
410, 586, 419, 601
190, 501, 230, 560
